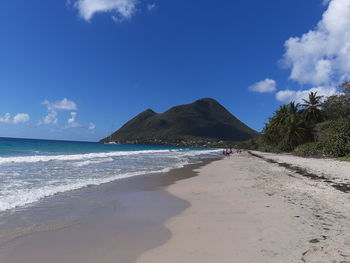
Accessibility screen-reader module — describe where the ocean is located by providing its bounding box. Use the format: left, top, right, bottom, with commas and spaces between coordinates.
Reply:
0, 137, 220, 213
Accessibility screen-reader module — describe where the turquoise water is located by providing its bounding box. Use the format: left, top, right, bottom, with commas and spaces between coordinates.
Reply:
0, 137, 220, 212
0, 137, 184, 156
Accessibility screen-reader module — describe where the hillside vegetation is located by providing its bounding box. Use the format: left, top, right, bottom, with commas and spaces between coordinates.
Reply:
101, 98, 258, 147
240, 82, 350, 159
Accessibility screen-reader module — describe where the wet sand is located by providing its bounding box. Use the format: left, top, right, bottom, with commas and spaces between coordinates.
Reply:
0, 159, 216, 263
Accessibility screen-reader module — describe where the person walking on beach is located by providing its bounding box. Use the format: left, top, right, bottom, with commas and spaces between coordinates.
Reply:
223, 148, 233, 156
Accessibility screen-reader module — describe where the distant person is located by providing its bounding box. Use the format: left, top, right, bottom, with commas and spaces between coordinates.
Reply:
223, 149, 230, 156
224, 148, 232, 156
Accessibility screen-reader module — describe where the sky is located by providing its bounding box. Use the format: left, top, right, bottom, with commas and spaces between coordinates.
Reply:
1, 0, 350, 141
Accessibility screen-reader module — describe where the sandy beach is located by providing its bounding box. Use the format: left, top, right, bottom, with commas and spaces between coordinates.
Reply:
2, 152, 350, 263
4, 0, 350, 262
0, 160, 214, 263
136, 151, 350, 263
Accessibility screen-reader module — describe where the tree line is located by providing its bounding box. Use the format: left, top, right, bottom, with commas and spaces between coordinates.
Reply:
240, 82, 350, 158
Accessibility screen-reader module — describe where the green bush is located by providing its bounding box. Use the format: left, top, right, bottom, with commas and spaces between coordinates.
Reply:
238, 136, 283, 153
294, 120, 350, 157
294, 141, 325, 157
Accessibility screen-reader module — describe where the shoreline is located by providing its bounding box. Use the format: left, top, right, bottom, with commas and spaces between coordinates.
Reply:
136, 151, 350, 263
2, 151, 350, 262
0, 158, 218, 263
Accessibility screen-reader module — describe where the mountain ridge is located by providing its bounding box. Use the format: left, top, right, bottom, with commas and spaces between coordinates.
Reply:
101, 98, 258, 147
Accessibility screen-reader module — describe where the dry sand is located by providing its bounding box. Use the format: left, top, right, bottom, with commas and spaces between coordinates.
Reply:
135, 151, 350, 263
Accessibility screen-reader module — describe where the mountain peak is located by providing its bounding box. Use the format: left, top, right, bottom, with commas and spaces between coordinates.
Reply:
143, 108, 156, 115
195, 98, 219, 103
101, 98, 258, 146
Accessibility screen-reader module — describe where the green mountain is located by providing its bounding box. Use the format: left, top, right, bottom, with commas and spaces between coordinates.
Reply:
101, 98, 258, 147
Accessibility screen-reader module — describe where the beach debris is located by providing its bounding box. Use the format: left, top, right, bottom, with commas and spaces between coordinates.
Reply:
248, 151, 350, 193
309, 239, 320, 243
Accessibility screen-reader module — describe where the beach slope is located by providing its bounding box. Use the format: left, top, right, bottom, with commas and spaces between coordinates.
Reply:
135, 152, 350, 263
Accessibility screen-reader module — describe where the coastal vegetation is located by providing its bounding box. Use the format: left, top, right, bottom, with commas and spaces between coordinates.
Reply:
101, 98, 258, 147
240, 82, 350, 158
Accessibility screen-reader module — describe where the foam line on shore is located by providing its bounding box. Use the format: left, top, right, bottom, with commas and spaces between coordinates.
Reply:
0, 149, 221, 165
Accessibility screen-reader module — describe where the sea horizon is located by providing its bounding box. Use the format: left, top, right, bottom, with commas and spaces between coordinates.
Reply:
0, 136, 100, 144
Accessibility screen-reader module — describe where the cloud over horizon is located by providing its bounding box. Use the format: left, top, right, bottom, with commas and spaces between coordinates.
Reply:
66, 112, 81, 128
38, 98, 96, 132
88, 122, 96, 131
40, 98, 77, 125
13, 113, 30, 124
45, 98, 77, 111
0, 113, 30, 124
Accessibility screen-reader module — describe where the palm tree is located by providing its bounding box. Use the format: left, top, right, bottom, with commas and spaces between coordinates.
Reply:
283, 102, 306, 150
263, 105, 288, 143
263, 102, 306, 150
263, 101, 317, 151
300, 92, 324, 124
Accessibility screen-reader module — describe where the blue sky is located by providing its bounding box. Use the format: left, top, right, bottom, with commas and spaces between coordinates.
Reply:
1, 0, 349, 141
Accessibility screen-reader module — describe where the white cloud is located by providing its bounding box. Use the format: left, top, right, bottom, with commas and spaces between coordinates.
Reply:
39, 98, 96, 131
275, 86, 337, 103
88, 122, 96, 130
66, 112, 81, 128
0, 113, 11, 123
248, 78, 277, 93
13, 113, 30, 124
147, 3, 156, 11
275, 90, 296, 103
0, 113, 30, 124
73, 0, 137, 21
41, 111, 58, 125
40, 98, 77, 125
283, 0, 350, 86
43, 98, 77, 111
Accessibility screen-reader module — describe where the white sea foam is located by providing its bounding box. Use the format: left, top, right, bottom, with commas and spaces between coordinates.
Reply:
0, 162, 190, 212
0, 150, 172, 165
0, 149, 221, 165
71, 157, 114, 167
0, 149, 221, 212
